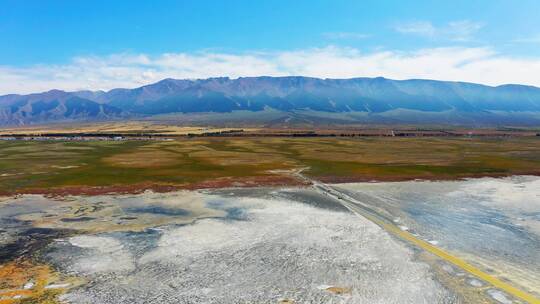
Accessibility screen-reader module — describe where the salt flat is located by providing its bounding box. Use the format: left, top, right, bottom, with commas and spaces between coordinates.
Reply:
40, 189, 456, 303
2, 178, 538, 303
337, 176, 540, 300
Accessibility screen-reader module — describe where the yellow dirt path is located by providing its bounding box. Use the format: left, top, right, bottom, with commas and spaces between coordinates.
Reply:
312, 180, 540, 304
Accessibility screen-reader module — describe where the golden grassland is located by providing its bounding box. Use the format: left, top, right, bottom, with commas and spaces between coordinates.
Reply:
0, 137, 539, 195
0, 121, 255, 135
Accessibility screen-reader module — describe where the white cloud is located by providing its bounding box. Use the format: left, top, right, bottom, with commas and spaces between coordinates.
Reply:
1, 45, 540, 94
322, 32, 371, 40
395, 20, 484, 41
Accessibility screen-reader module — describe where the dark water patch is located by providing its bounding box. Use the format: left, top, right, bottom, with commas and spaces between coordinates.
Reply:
205, 187, 276, 198
124, 206, 190, 216
223, 207, 247, 220
276, 190, 349, 212
60, 217, 95, 222
74, 204, 105, 215
205, 200, 248, 220
110, 229, 162, 259
24, 227, 60, 236
120, 216, 138, 220
206, 200, 225, 209
0, 216, 31, 230
0, 227, 73, 263
0, 241, 30, 263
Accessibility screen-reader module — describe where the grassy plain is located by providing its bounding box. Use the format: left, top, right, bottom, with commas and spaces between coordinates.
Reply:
0, 121, 253, 135
1, 137, 540, 195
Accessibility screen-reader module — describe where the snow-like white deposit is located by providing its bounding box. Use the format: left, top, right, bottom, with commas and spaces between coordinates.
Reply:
67, 235, 135, 274
447, 176, 540, 212
53, 194, 455, 304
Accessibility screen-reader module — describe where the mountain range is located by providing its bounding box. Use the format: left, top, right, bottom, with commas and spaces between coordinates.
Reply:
2, 76, 540, 126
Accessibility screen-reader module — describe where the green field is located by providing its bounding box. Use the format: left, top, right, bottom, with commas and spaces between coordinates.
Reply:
1, 137, 539, 194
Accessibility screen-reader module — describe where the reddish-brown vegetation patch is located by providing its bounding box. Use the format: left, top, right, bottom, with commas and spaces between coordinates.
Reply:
4, 175, 308, 197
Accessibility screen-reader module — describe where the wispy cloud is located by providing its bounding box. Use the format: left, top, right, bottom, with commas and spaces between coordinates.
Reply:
513, 34, 540, 43
447, 20, 484, 41
395, 21, 436, 37
2, 45, 540, 94
322, 32, 371, 40
395, 20, 484, 41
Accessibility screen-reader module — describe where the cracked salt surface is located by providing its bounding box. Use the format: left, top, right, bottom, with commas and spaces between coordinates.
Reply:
47, 191, 456, 303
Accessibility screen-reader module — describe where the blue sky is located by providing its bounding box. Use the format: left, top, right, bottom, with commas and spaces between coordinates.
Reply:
2, 0, 540, 93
